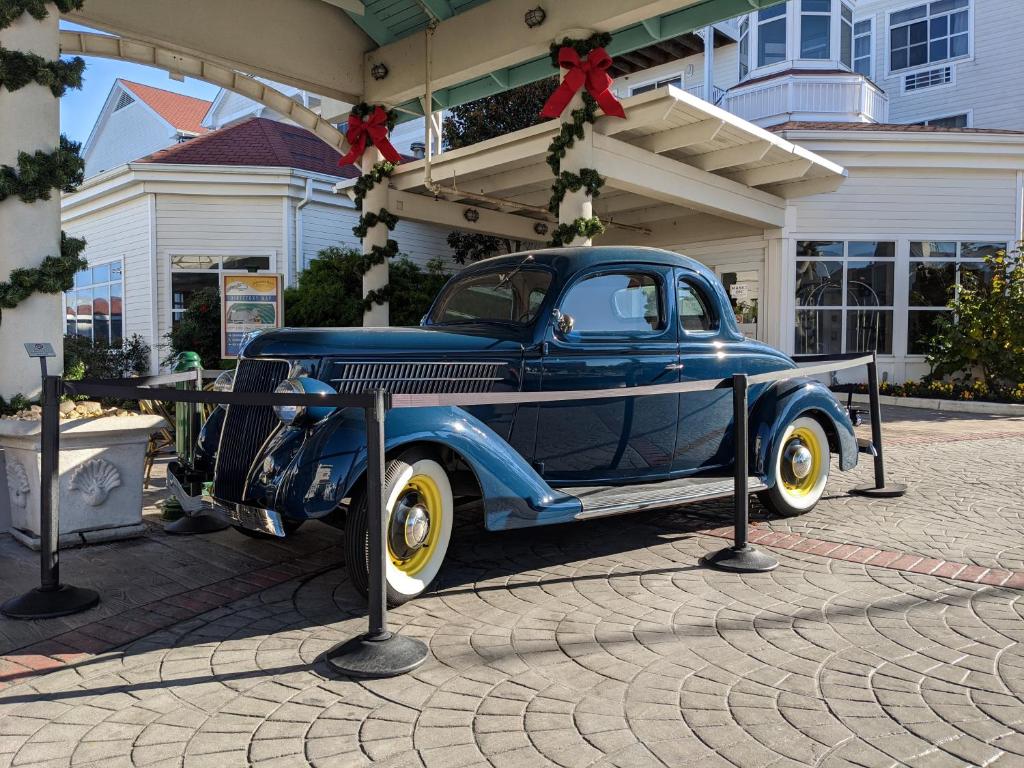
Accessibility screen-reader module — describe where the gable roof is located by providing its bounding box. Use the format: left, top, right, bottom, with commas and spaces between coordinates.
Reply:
119, 80, 212, 135
135, 116, 361, 178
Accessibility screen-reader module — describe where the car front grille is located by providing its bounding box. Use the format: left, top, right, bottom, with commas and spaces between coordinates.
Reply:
325, 361, 504, 395
213, 358, 290, 503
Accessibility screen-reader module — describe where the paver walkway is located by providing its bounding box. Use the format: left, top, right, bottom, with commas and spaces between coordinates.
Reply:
1, 404, 1023, 767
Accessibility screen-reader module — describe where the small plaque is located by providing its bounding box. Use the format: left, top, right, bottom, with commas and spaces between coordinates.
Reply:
24, 342, 55, 358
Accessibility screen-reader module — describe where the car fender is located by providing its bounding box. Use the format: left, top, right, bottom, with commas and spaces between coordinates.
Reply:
276, 405, 582, 530
749, 378, 857, 485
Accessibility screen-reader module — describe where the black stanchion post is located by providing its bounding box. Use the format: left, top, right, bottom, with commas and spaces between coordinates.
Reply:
2, 365, 100, 619
325, 389, 429, 678
850, 353, 906, 498
702, 373, 778, 573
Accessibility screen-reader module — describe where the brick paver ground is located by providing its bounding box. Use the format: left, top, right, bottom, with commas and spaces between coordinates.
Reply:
1, 405, 1023, 767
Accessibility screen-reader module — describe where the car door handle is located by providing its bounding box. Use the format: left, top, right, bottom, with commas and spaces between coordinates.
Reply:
664, 362, 685, 371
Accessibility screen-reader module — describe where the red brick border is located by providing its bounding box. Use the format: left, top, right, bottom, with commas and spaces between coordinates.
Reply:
703, 525, 1024, 590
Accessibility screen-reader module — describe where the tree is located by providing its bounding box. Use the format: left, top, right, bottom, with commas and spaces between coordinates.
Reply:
442, 78, 557, 264
926, 243, 1024, 388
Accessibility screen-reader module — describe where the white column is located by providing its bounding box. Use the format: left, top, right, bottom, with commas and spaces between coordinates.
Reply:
702, 26, 714, 102
557, 75, 595, 246
361, 146, 389, 327
0, 7, 62, 398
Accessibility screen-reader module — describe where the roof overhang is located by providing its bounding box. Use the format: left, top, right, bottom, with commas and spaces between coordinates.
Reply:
336, 86, 846, 235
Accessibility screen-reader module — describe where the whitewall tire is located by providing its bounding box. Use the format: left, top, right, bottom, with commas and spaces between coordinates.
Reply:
757, 416, 831, 517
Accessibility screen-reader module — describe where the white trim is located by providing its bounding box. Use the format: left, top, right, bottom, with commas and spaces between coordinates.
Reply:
147, 193, 159, 373
883, 0, 974, 79
166, 249, 278, 328
899, 64, 955, 95
1016, 171, 1024, 244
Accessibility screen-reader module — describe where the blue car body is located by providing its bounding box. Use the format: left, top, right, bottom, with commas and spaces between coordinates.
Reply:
194, 246, 857, 531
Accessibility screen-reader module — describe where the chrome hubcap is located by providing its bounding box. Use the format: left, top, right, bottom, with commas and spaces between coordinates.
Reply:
404, 505, 430, 549
785, 442, 813, 480
389, 494, 431, 560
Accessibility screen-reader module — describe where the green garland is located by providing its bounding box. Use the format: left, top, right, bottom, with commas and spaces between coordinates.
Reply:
352, 207, 399, 239
351, 160, 395, 211
550, 217, 605, 248
0, 0, 83, 28
362, 284, 393, 311
0, 135, 85, 204
548, 32, 612, 67
548, 168, 604, 216
0, 232, 87, 321
0, 46, 84, 96
545, 95, 597, 173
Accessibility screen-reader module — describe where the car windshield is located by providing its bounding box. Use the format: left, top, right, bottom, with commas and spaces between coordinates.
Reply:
430, 267, 553, 326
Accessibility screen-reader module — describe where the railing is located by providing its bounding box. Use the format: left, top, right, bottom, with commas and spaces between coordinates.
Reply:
3, 352, 904, 678
722, 73, 888, 125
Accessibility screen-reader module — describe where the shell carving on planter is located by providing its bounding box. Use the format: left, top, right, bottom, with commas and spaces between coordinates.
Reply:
69, 458, 121, 506
5, 459, 30, 512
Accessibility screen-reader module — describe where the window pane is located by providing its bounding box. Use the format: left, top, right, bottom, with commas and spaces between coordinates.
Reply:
891, 48, 908, 70
798, 240, 844, 259
678, 280, 716, 332
890, 25, 909, 47
110, 282, 123, 345
847, 261, 894, 306
908, 42, 927, 66
892, 4, 927, 25
65, 292, 76, 336
959, 262, 994, 291
802, 15, 831, 58
796, 260, 843, 306
758, 18, 787, 65
93, 286, 110, 345
172, 254, 220, 270
171, 273, 219, 321
855, 35, 871, 56
841, 20, 853, 66
842, 4, 853, 22
802, 0, 831, 11
848, 241, 895, 259
110, 261, 123, 281
562, 273, 663, 334
909, 20, 927, 43
910, 241, 956, 258
222, 255, 272, 271
930, 0, 967, 13
908, 261, 955, 306
930, 14, 948, 38
949, 33, 968, 56
908, 310, 949, 354
631, 83, 656, 95
950, 10, 967, 33
92, 263, 110, 283
759, 5, 786, 20
75, 288, 93, 340
795, 309, 843, 354
855, 20, 870, 34
961, 242, 1004, 259
846, 309, 892, 353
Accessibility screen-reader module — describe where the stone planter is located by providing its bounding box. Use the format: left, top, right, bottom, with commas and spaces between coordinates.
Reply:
0, 415, 167, 549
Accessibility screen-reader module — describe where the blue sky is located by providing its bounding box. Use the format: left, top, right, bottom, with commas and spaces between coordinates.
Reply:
60, 22, 220, 146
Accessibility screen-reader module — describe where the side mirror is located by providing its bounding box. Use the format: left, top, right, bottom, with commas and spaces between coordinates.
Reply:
552, 308, 575, 335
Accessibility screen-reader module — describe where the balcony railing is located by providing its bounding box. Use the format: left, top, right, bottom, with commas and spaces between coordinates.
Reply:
722, 73, 888, 126
682, 83, 727, 105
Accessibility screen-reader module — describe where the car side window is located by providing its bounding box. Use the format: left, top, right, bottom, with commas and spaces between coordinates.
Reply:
678, 278, 717, 333
561, 272, 664, 334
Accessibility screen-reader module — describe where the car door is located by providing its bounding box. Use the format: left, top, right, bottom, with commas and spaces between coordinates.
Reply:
532, 265, 680, 484
672, 269, 735, 474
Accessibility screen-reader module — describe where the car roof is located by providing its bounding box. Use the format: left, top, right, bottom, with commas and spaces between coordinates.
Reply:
457, 246, 717, 283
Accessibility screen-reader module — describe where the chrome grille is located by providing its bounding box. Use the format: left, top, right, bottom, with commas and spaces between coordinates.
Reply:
213, 358, 290, 503
326, 361, 504, 395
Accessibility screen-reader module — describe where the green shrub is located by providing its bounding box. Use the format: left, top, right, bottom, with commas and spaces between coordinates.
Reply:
63, 333, 150, 379
163, 286, 222, 369
925, 243, 1024, 388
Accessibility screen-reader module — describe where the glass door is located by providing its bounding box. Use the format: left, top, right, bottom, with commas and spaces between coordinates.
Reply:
715, 263, 762, 339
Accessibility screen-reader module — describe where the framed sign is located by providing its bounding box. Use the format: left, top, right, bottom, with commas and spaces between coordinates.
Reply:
221, 273, 282, 358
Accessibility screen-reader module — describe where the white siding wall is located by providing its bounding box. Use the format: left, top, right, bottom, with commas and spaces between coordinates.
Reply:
84, 100, 174, 177
62, 195, 155, 359
614, 44, 740, 101
857, 0, 1024, 130
154, 195, 284, 350
204, 89, 265, 129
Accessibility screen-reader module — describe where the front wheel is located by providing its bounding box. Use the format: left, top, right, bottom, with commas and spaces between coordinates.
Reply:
757, 416, 831, 517
345, 449, 454, 606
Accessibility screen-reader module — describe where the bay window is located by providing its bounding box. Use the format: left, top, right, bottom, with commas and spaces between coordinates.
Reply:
739, 16, 750, 80
800, 0, 831, 59
757, 5, 787, 67
840, 4, 854, 68
853, 19, 873, 76
889, 0, 969, 73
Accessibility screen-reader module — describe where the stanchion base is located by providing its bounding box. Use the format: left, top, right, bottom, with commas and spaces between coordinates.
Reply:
164, 513, 230, 535
702, 544, 779, 573
849, 483, 907, 498
1, 584, 99, 620
324, 632, 429, 679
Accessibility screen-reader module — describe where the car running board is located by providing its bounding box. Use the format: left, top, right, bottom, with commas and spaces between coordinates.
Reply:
565, 475, 768, 520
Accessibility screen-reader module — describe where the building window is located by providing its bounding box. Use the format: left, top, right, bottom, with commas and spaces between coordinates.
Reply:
630, 76, 682, 96
739, 16, 750, 79
853, 19, 873, 77
794, 241, 896, 355
911, 112, 969, 128
902, 65, 952, 91
840, 3, 854, 68
757, 5, 787, 67
171, 254, 272, 325
907, 241, 1003, 354
800, 0, 832, 60
889, 0, 969, 73
65, 261, 124, 345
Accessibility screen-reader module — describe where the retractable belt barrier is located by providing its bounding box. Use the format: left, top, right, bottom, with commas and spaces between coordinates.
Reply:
2, 352, 904, 679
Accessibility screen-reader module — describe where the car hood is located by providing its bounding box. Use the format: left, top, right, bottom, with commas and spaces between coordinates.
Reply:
241, 325, 525, 359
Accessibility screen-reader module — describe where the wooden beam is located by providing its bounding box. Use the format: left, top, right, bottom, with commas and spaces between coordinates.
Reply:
635, 118, 724, 153
728, 158, 814, 187
317, 0, 365, 13
690, 140, 772, 171
389, 190, 545, 241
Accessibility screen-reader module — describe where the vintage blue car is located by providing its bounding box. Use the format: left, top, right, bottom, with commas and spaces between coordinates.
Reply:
175, 247, 858, 604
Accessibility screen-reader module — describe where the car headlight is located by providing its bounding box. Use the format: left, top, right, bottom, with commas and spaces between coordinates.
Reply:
272, 376, 337, 425
212, 369, 235, 392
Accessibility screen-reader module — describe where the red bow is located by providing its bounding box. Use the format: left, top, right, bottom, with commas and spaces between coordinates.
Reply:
339, 106, 402, 167
540, 46, 626, 120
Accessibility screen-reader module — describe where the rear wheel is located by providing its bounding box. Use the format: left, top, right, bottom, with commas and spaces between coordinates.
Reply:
757, 416, 830, 517
346, 449, 454, 606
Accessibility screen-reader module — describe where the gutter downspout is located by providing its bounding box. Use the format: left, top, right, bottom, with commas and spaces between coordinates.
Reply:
294, 176, 313, 283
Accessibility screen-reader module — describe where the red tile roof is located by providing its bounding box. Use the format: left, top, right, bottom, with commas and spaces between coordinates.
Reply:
135, 117, 361, 178
119, 80, 212, 135
770, 121, 1024, 135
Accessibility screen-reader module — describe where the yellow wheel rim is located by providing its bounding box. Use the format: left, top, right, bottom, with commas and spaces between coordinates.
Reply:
780, 426, 823, 496
389, 474, 443, 577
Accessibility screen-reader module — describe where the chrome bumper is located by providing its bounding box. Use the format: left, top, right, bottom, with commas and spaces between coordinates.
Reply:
166, 462, 285, 537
